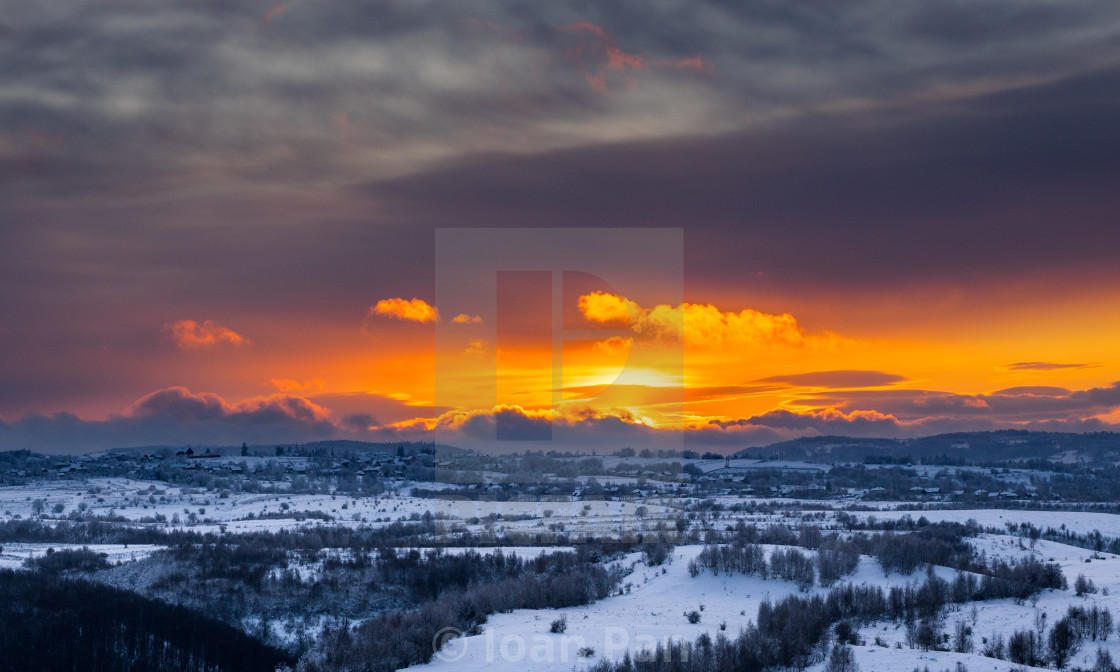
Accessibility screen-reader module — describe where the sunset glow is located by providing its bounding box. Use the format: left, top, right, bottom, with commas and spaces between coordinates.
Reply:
2, 2, 1119, 454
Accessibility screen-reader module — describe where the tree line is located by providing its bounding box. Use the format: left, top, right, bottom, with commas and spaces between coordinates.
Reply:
587, 555, 1065, 672
0, 569, 292, 672
292, 547, 624, 672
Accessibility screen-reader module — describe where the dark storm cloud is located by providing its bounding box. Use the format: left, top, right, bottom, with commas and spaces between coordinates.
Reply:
3, 0, 1118, 201
364, 63, 1120, 293
460, 407, 553, 442
0, 385, 456, 453
5, 381, 1118, 454
304, 393, 450, 428
706, 406, 1118, 441
341, 413, 377, 431
0, 387, 341, 453
790, 382, 1120, 422
723, 408, 902, 434
3, 0, 1118, 303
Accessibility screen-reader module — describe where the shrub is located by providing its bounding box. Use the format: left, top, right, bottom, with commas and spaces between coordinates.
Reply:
818, 545, 861, 586
1076, 573, 1098, 596
686, 610, 701, 624
1093, 647, 1115, 672
1008, 629, 1042, 666
643, 540, 670, 566
953, 620, 972, 653
826, 644, 860, 672
297, 549, 620, 672
770, 547, 816, 591
25, 547, 109, 575
550, 616, 567, 633
1049, 617, 1079, 668
578, 647, 595, 657
835, 620, 861, 645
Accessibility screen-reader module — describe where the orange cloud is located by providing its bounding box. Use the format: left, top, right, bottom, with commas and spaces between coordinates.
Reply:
593, 336, 632, 355
371, 297, 440, 323
456, 19, 709, 95
263, 3, 288, 25
553, 22, 711, 93
268, 378, 325, 393
560, 22, 645, 93
163, 319, 251, 349
452, 313, 482, 324
578, 291, 635, 324
577, 291, 846, 349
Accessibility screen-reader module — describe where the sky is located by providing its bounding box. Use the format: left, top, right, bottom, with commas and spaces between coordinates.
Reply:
2, 0, 1120, 453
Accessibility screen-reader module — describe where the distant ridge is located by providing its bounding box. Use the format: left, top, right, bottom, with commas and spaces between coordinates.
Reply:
735, 429, 1120, 465
86, 439, 463, 458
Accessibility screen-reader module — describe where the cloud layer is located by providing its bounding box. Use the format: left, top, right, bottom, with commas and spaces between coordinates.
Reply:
4, 381, 1119, 454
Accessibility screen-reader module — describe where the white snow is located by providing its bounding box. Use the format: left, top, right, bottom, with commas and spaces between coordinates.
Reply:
0, 542, 161, 570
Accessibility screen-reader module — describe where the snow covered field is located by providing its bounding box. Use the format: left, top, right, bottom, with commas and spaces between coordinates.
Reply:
414, 545, 797, 672
8, 474, 1120, 672
855, 508, 1120, 538
406, 540, 1118, 672
0, 477, 677, 537
0, 543, 162, 570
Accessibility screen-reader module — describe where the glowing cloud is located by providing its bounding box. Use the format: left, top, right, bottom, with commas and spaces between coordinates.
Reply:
578, 292, 845, 349
578, 291, 636, 324
452, 313, 482, 324
163, 319, 250, 350
593, 336, 632, 355
371, 297, 440, 323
